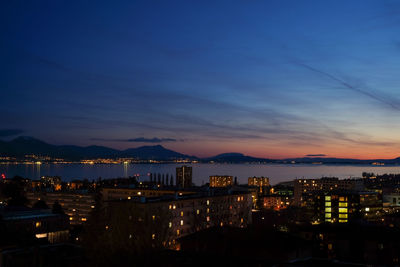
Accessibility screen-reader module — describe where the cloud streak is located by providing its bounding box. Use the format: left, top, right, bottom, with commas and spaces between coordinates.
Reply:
0, 129, 24, 137
92, 137, 179, 143
293, 61, 400, 111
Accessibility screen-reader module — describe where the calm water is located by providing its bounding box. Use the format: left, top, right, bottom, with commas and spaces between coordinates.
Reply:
1, 163, 400, 185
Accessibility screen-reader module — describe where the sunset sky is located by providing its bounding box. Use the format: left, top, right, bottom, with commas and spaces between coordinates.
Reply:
1, 0, 400, 159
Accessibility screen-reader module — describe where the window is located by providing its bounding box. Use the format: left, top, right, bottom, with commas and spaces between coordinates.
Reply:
196, 209, 200, 214
35, 222, 41, 228
169, 222, 172, 228
325, 213, 331, 218
180, 220, 183, 226
339, 208, 348, 213
207, 216, 210, 222
152, 234, 156, 240
325, 207, 331, 212
177, 230, 180, 236
339, 214, 348, 219
207, 200, 210, 205
325, 196, 331, 201
339, 202, 347, 207
325, 202, 331, 207
180, 211, 184, 217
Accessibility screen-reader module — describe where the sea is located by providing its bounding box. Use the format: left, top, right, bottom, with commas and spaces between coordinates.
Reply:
1, 163, 400, 185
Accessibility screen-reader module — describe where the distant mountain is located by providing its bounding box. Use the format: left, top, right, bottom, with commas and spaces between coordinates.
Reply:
0, 137, 193, 160
204, 152, 272, 163
1, 137, 400, 164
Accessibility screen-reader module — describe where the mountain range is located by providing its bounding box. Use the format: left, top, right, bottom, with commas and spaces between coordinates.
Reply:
0, 136, 400, 164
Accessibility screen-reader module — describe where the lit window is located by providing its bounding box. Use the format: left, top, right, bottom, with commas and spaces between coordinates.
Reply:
173, 205, 176, 209
72, 209, 76, 212
128, 196, 131, 200
207, 208, 210, 213
325, 208, 331, 212
36, 233, 47, 239
339, 196, 346, 202
91, 205, 95, 209
339, 219, 348, 223
177, 230, 180, 235
196, 209, 200, 214
240, 218, 244, 223
325, 202, 331, 207
180, 211, 184, 217
152, 215, 155, 220
325, 213, 331, 218
105, 225, 109, 230
169, 205, 172, 210
339, 202, 348, 207
137, 192, 141, 195
180, 220, 183, 226
207, 216, 210, 222
35, 222, 41, 228
69, 217, 73, 221
81, 217, 87, 221
365, 207, 370, 212
169, 222, 172, 228
339, 214, 348, 219
152, 234, 156, 240
339, 208, 348, 213
325, 196, 331, 201
206, 200, 210, 205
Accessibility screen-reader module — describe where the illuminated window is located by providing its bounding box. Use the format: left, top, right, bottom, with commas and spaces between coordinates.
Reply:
152, 234, 156, 240
180, 211, 184, 217
339, 219, 348, 223
177, 230, 180, 236
196, 209, 200, 214
240, 218, 244, 223
207, 216, 210, 222
35, 222, 41, 228
339, 214, 348, 219
35, 233, 47, 239
180, 220, 183, 226
365, 207, 370, 212
339, 202, 348, 207
137, 192, 141, 195
237, 197, 241, 201
169, 222, 172, 228
152, 215, 155, 220
339, 196, 346, 202
81, 217, 87, 221
207, 200, 210, 205
207, 208, 210, 213
173, 205, 176, 209
91, 205, 95, 209
325, 202, 331, 207
105, 225, 109, 230
325, 213, 331, 218
128, 196, 131, 200
169, 205, 172, 209
325, 196, 331, 201
325, 208, 331, 212
339, 208, 348, 213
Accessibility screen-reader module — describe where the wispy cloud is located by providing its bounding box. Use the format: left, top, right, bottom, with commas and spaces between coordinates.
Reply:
0, 129, 24, 137
292, 61, 400, 111
92, 137, 179, 143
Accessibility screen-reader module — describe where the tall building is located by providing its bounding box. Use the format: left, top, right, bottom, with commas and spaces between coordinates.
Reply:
210, 175, 233, 187
176, 166, 192, 188
293, 178, 364, 206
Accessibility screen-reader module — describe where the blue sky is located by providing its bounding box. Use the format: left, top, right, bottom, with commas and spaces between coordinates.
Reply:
1, 0, 400, 158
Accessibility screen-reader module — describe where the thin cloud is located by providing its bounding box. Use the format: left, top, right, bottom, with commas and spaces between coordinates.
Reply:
0, 129, 24, 137
92, 137, 179, 143
292, 61, 400, 111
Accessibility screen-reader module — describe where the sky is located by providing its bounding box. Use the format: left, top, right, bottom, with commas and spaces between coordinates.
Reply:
1, 0, 400, 159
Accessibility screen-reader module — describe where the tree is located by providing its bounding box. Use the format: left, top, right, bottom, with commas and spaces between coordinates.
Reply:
52, 200, 64, 214
33, 200, 49, 209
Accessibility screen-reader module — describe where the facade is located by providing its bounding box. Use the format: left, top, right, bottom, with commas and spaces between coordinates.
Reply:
311, 191, 381, 224
248, 176, 270, 187
26, 192, 96, 225
101, 187, 195, 201
209, 175, 233, 188
176, 166, 192, 188
101, 190, 252, 248
294, 178, 364, 206
263, 195, 290, 210
0, 208, 69, 244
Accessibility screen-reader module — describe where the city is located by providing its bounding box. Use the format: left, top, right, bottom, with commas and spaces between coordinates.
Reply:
2, 0, 400, 266
2, 167, 400, 265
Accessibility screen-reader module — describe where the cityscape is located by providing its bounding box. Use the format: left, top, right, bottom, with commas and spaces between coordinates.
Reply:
2, 0, 400, 266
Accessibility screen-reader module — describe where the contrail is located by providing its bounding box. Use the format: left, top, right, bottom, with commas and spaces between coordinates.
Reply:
294, 61, 400, 111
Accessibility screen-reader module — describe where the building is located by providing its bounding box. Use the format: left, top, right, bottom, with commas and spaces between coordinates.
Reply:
263, 195, 290, 210
99, 189, 253, 248
248, 176, 270, 187
101, 187, 195, 201
312, 190, 381, 224
293, 178, 364, 206
26, 192, 96, 225
176, 166, 192, 188
209, 175, 233, 188
0, 207, 69, 244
